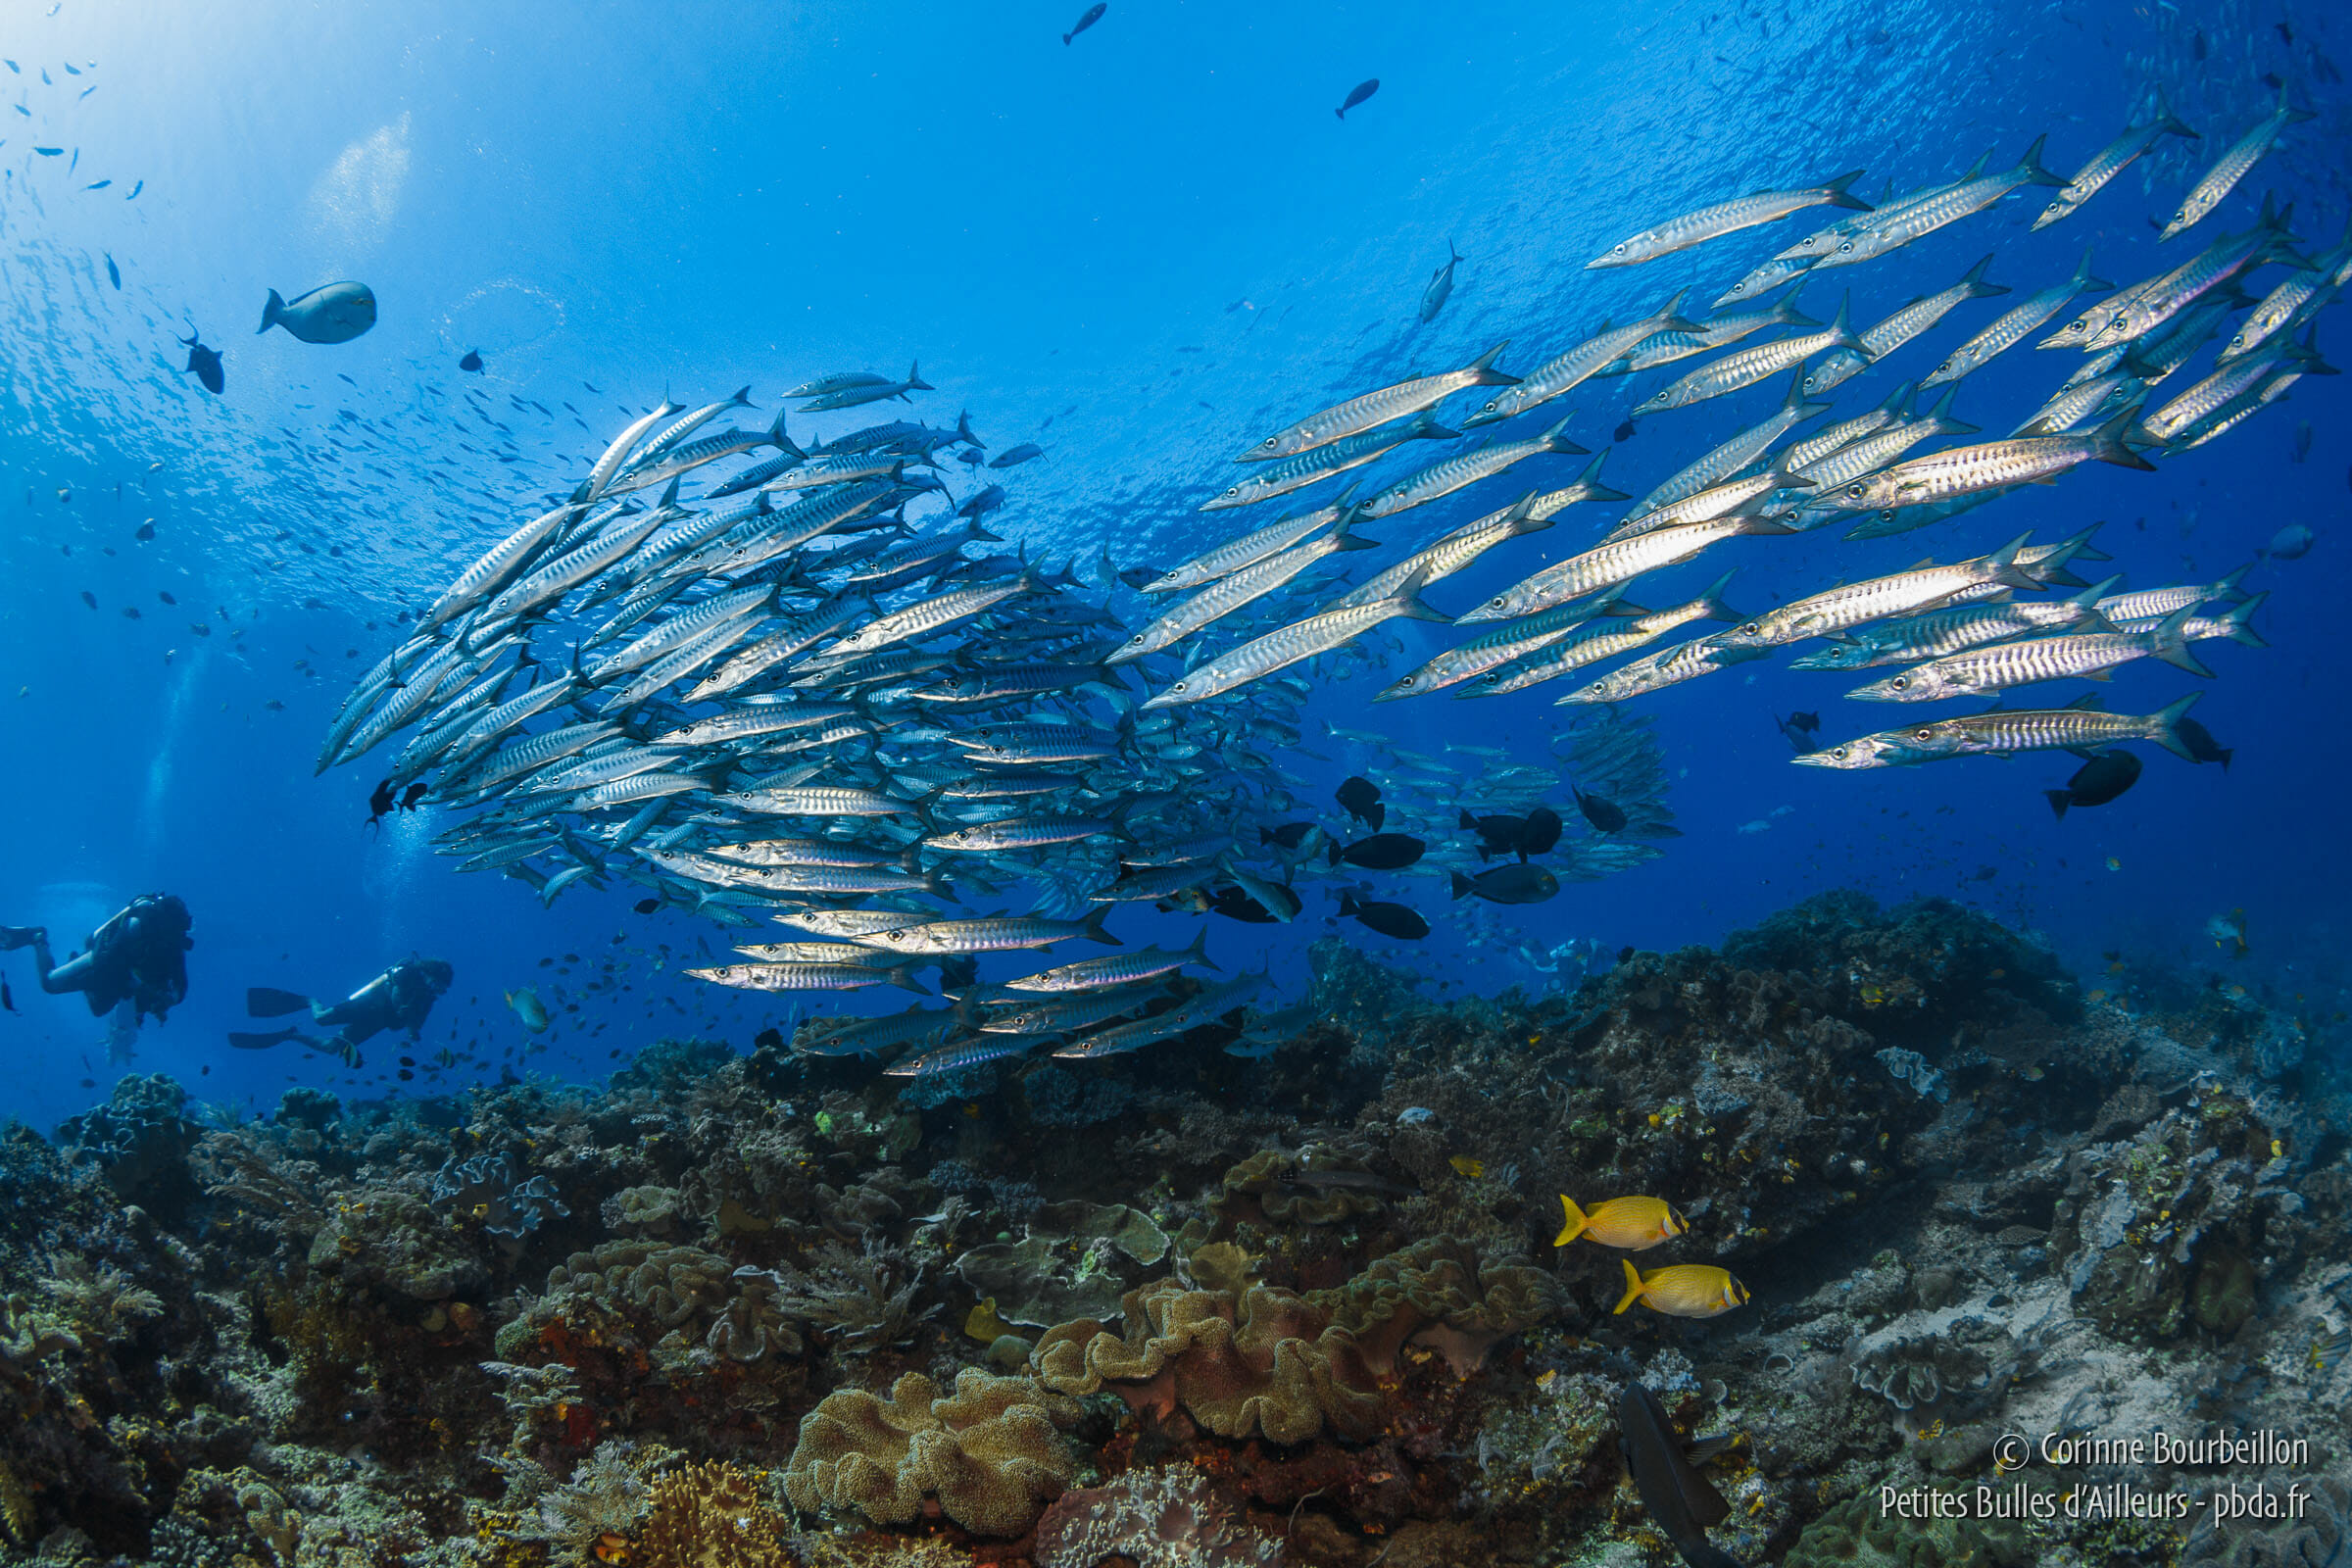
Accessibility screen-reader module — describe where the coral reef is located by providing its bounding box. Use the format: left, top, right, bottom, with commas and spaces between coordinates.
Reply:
0, 892, 2342, 1568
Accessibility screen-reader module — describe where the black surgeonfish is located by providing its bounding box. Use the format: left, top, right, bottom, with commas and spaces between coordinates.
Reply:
2044, 749, 2140, 819
178, 327, 224, 395
1335, 774, 1384, 829
1574, 785, 1628, 833
1329, 832, 1424, 870
1618, 1382, 1743, 1568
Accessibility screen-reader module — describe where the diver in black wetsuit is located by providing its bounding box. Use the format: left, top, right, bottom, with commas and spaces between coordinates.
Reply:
231, 956, 453, 1067
0, 893, 194, 1024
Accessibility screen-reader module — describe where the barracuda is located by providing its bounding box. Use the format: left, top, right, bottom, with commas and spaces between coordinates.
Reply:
2079, 203, 2298, 352
1375, 584, 1636, 700
1713, 534, 2040, 649
1601, 461, 1808, 544
652, 703, 860, 748
1809, 692, 2206, 766
1633, 294, 1866, 416
586, 583, 773, 682
1587, 171, 1867, 268
1356, 415, 1587, 519
710, 786, 924, 818
2095, 566, 2251, 623
1551, 631, 1765, 706
852, 907, 1119, 956
1238, 342, 1514, 462
1925, 248, 2113, 385
1815, 408, 2152, 512
1458, 512, 1788, 624
1777, 380, 1915, 473
1846, 606, 2207, 702
1004, 930, 1216, 993
1110, 514, 1379, 664
607, 412, 794, 494
482, 507, 671, 622
676, 479, 899, 576
1787, 386, 1977, 495
1200, 411, 1454, 510
731, 940, 904, 966
575, 400, 680, 503
1330, 484, 1582, 611
685, 600, 876, 702
1788, 576, 2121, 671
1140, 490, 1356, 593
1809, 137, 2066, 270
1804, 254, 2009, 395
2034, 98, 2198, 231
685, 961, 929, 995
423, 503, 583, 628
795, 1003, 962, 1059
1465, 576, 1739, 700
1624, 374, 1827, 520
1459, 293, 1696, 429
1774, 154, 1988, 265
925, 813, 1119, 853
980, 982, 1167, 1036
2160, 88, 2311, 241
1051, 971, 1266, 1057
1140, 572, 1448, 709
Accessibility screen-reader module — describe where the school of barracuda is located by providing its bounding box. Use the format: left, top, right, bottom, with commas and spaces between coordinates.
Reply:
321, 85, 2321, 1071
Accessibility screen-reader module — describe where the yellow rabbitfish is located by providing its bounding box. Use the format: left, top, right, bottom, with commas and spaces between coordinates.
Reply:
1554, 1195, 1687, 1250
1615, 1258, 1748, 1318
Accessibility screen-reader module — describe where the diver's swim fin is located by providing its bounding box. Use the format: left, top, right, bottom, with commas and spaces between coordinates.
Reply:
228, 1027, 301, 1050
246, 987, 312, 1018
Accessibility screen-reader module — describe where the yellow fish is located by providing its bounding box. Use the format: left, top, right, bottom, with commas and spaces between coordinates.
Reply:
1615, 1258, 1747, 1318
1554, 1195, 1686, 1250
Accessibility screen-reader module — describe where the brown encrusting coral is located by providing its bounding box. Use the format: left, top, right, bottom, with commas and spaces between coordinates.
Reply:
0, 892, 2342, 1567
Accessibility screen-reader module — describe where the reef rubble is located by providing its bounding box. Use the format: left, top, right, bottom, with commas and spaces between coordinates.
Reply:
0, 891, 2344, 1566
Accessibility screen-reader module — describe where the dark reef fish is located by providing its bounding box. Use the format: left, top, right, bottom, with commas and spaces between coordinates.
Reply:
1335, 774, 1384, 829
104, 252, 119, 289
1338, 890, 1428, 940
459, 348, 484, 372
2044, 749, 2141, 819
1516, 804, 1563, 857
1573, 785, 1628, 833
1336, 77, 1379, 120
1329, 832, 1424, 870
2176, 714, 2233, 769
1617, 1383, 1744, 1568
367, 778, 397, 831
1450, 863, 1559, 904
1775, 710, 1822, 753
1063, 2, 1105, 44
177, 326, 224, 395
1460, 809, 1527, 860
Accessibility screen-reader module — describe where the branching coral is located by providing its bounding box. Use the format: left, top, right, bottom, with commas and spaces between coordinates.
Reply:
514, 1440, 652, 1566
783, 1368, 1080, 1537
1033, 1466, 1287, 1568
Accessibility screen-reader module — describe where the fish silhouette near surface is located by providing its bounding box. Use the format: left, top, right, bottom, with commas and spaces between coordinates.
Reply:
178, 327, 224, 395
1337, 77, 1379, 120
1063, 3, 1104, 44
260, 280, 377, 344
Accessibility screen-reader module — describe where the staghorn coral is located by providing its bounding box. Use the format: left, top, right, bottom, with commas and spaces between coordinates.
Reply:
644, 1459, 793, 1567
1032, 1278, 1384, 1443
783, 1368, 1081, 1537
1032, 1465, 1287, 1568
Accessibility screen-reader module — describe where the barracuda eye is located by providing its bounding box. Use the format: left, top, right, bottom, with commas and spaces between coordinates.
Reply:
1223, 486, 1240, 499
1845, 483, 1866, 500
2109, 315, 2129, 331
1891, 677, 1909, 690
1838, 241, 1855, 255
1490, 596, 1507, 609
1127, 633, 1145, 646
1260, 437, 1278, 450
1831, 746, 1849, 760
1612, 243, 1627, 255
1913, 728, 1935, 742
1171, 681, 1188, 693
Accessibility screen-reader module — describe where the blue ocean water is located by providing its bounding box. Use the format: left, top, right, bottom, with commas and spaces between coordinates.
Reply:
0, 0, 2345, 1128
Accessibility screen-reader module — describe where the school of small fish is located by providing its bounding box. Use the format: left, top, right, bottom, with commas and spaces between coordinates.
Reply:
326, 85, 2322, 1074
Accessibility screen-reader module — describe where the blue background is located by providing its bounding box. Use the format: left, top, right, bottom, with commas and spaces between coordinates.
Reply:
0, 0, 2344, 1127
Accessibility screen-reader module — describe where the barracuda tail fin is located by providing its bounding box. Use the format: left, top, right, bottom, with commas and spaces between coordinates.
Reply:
1984, 531, 2041, 593
2075, 245, 2117, 294
1537, 414, 1589, 455
1957, 253, 2009, 299
887, 967, 931, 997
1466, 340, 1519, 385
1925, 382, 1980, 436
906, 360, 934, 393
2149, 605, 2215, 676
2214, 592, 2268, 647
1784, 368, 1832, 419
1820, 169, 1871, 211
1184, 924, 1220, 973
1648, 287, 1704, 336
2152, 88, 2199, 140
1574, 449, 1631, 504
769, 410, 805, 460
1827, 292, 1867, 355
2144, 690, 2204, 760
2015, 132, 2068, 187
1080, 906, 1121, 946
2088, 406, 2158, 470
1693, 570, 1741, 623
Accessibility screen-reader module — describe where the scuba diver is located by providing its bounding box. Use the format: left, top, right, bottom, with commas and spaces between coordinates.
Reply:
231, 955, 453, 1068
0, 893, 194, 1024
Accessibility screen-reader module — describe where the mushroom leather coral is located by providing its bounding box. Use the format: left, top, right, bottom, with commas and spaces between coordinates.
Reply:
783, 1368, 1080, 1537
1032, 1279, 1383, 1444
1309, 1237, 1561, 1375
